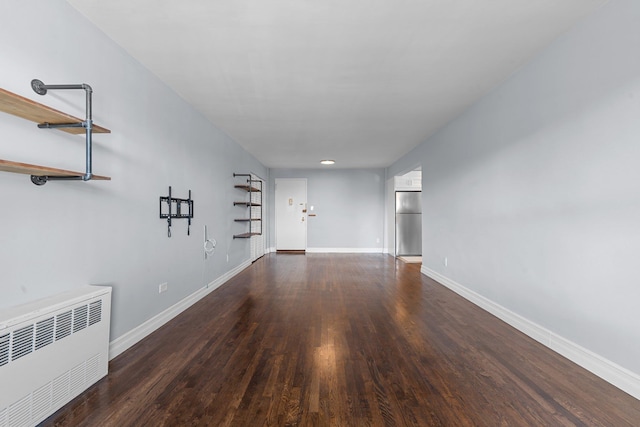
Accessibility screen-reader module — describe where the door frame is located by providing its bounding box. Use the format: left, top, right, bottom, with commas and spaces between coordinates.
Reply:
275, 178, 308, 251
250, 173, 265, 262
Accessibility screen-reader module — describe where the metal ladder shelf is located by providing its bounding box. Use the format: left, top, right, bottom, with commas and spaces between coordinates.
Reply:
233, 173, 263, 239
0, 80, 111, 185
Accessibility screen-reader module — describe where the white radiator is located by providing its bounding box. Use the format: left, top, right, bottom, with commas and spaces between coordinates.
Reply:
0, 286, 111, 427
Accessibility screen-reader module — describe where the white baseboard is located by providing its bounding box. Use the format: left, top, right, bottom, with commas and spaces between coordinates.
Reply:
269, 247, 382, 254
421, 266, 640, 400
109, 260, 252, 360
305, 247, 383, 253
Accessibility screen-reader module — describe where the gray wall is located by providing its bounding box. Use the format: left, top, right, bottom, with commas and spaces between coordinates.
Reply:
0, 0, 266, 340
389, 0, 640, 375
269, 169, 385, 251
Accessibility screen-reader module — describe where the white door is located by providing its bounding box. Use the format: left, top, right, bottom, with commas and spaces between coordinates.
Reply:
275, 178, 307, 250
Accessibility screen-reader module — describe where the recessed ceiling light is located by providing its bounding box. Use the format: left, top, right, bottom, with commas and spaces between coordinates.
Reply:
320, 159, 335, 165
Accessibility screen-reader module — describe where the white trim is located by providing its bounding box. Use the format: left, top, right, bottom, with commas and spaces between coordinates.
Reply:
267, 246, 277, 253
306, 247, 383, 253
109, 260, 252, 360
421, 266, 640, 400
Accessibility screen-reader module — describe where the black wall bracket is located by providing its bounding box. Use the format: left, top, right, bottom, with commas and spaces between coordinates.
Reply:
159, 186, 194, 237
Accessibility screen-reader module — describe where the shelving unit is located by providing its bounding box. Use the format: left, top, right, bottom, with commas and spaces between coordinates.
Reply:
0, 81, 111, 185
233, 173, 262, 239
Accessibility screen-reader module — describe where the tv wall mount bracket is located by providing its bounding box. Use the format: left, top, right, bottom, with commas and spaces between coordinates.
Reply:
159, 186, 194, 237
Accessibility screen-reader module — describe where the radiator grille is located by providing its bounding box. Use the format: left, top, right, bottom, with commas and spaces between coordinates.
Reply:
51, 372, 70, 409
55, 311, 72, 341
11, 325, 34, 361
89, 300, 102, 326
0, 334, 9, 367
8, 394, 30, 427
69, 363, 86, 397
2, 300, 103, 369
73, 305, 88, 333
35, 318, 54, 351
32, 383, 52, 422
86, 354, 102, 383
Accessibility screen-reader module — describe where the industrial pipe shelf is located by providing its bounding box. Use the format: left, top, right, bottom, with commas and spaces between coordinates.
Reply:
233, 173, 263, 239
0, 81, 111, 185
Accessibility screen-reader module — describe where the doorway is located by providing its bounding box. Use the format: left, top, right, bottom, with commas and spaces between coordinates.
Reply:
389, 168, 422, 261
275, 178, 307, 251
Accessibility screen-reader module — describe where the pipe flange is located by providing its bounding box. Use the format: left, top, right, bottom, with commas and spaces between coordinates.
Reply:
31, 175, 47, 186
31, 79, 47, 95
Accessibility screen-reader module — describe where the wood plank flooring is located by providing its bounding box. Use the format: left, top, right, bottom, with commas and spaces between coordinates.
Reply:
44, 253, 640, 426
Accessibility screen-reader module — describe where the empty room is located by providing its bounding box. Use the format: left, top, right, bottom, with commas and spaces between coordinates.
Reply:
1, 0, 639, 426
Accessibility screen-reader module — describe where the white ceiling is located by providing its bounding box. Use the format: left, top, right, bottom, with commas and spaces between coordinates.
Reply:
66, 0, 605, 169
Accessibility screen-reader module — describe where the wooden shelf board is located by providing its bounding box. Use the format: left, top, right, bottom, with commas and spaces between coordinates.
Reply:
234, 185, 261, 192
233, 232, 261, 239
0, 159, 110, 180
234, 202, 262, 206
0, 88, 110, 134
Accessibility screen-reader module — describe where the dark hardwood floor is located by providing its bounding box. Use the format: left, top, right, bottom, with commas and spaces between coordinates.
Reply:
44, 253, 640, 426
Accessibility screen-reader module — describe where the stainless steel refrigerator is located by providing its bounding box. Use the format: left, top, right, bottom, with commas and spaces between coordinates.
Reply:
395, 191, 422, 256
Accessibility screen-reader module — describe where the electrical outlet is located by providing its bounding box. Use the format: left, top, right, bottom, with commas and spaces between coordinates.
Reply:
159, 282, 168, 293
444, 257, 448, 267
226, 254, 229, 262
376, 237, 380, 243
